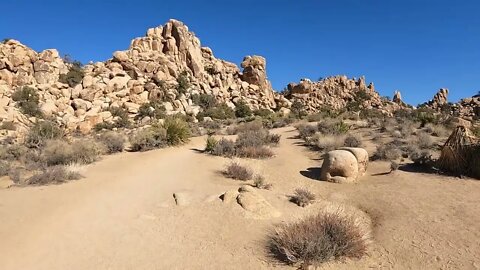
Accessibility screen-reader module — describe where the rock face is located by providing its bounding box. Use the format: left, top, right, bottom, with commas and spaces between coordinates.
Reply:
236, 185, 281, 219
0, 19, 281, 138
451, 94, 480, 121
285, 76, 402, 115
338, 147, 369, 176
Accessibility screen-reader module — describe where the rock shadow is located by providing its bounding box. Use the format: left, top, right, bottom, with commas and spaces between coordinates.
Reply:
299, 167, 325, 181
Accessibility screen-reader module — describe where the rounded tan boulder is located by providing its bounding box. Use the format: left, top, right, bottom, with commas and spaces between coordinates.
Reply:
321, 150, 359, 183
338, 147, 369, 176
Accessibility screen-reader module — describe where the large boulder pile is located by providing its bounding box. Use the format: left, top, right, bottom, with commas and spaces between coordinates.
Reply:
0, 19, 284, 138
285, 76, 403, 114
422, 88, 449, 110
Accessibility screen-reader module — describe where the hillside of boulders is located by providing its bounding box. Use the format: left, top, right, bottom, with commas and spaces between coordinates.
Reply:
0, 19, 478, 143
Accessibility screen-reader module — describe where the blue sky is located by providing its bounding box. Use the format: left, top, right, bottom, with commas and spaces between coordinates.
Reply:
1, 0, 479, 105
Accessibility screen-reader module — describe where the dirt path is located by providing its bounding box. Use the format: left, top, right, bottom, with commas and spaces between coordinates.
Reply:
0, 126, 479, 269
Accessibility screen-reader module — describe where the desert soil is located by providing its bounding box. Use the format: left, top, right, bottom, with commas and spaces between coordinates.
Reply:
0, 126, 479, 270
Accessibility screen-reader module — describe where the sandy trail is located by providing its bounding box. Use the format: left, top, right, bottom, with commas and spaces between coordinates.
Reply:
0, 126, 479, 269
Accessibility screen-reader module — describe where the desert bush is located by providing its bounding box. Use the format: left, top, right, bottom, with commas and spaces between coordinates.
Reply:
253, 175, 273, 190
109, 106, 131, 128
0, 144, 28, 161
0, 160, 10, 176
291, 100, 307, 119
59, 58, 84, 87
25, 121, 64, 148
410, 149, 434, 167
344, 134, 362, 147
11, 86, 42, 117
197, 103, 235, 120
42, 139, 103, 166
417, 132, 434, 149
390, 161, 399, 172
413, 107, 439, 126
163, 116, 191, 145
254, 108, 274, 118
373, 143, 403, 160
204, 136, 218, 153
98, 132, 125, 153
317, 120, 349, 135
224, 162, 253, 181
424, 124, 449, 137
176, 71, 190, 94
235, 100, 253, 118
226, 120, 263, 135
290, 188, 316, 207
129, 125, 167, 152
136, 101, 166, 120
236, 145, 274, 159
0, 121, 15, 130
296, 124, 317, 141
268, 210, 369, 267
272, 117, 295, 128
26, 166, 82, 185
315, 134, 345, 152
212, 138, 236, 157
192, 93, 217, 110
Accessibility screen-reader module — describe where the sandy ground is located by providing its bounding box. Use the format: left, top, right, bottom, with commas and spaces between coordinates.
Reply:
0, 126, 479, 270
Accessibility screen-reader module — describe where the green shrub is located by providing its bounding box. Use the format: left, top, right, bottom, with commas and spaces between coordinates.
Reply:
26, 121, 64, 148
11, 86, 42, 117
192, 94, 217, 109
130, 125, 167, 152
291, 100, 307, 119
109, 106, 131, 128
254, 108, 273, 118
176, 71, 190, 94
98, 132, 125, 153
197, 103, 235, 120
59, 59, 84, 87
136, 101, 166, 120
235, 100, 253, 118
317, 120, 349, 135
163, 116, 191, 145
205, 136, 218, 153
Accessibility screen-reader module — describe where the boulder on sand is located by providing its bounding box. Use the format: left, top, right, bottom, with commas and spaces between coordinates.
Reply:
338, 147, 369, 176
321, 150, 359, 183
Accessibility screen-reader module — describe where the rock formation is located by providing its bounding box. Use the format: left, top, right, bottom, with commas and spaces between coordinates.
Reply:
423, 88, 449, 109
392, 90, 403, 104
0, 19, 283, 138
285, 76, 403, 115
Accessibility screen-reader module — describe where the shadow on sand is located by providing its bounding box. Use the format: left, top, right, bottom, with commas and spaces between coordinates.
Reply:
299, 167, 326, 181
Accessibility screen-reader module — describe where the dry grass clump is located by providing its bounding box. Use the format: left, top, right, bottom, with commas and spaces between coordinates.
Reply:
212, 138, 236, 157
268, 209, 370, 267
226, 120, 263, 135
314, 134, 345, 152
98, 131, 125, 153
296, 124, 317, 141
163, 116, 191, 145
344, 134, 363, 147
236, 146, 274, 159
253, 175, 273, 190
373, 143, 403, 160
224, 161, 253, 181
424, 123, 449, 137
26, 166, 82, 185
25, 121, 64, 148
416, 132, 434, 149
290, 188, 316, 207
0, 144, 28, 161
41, 139, 104, 166
0, 160, 10, 176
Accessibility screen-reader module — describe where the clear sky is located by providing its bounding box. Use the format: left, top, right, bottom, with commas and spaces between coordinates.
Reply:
1, 0, 479, 105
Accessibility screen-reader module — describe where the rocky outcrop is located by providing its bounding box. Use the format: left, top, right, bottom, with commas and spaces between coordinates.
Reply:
285, 76, 402, 114
451, 95, 480, 121
392, 90, 402, 104
423, 88, 449, 110
0, 19, 282, 138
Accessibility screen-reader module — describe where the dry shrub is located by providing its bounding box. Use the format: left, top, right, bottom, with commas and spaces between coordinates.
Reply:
130, 125, 167, 152
290, 188, 316, 207
25, 121, 64, 148
212, 138, 236, 157
424, 123, 449, 137
268, 209, 369, 267
236, 145, 274, 159
98, 131, 125, 153
417, 132, 434, 149
296, 124, 317, 141
0, 144, 28, 161
26, 166, 82, 185
373, 143, 402, 160
0, 160, 10, 176
390, 161, 399, 172
224, 162, 253, 181
410, 148, 435, 167
236, 129, 278, 148
344, 134, 363, 147
315, 134, 345, 152
253, 175, 273, 190
227, 120, 263, 135
317, 119, 349, 135
42, 139, 103, 166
